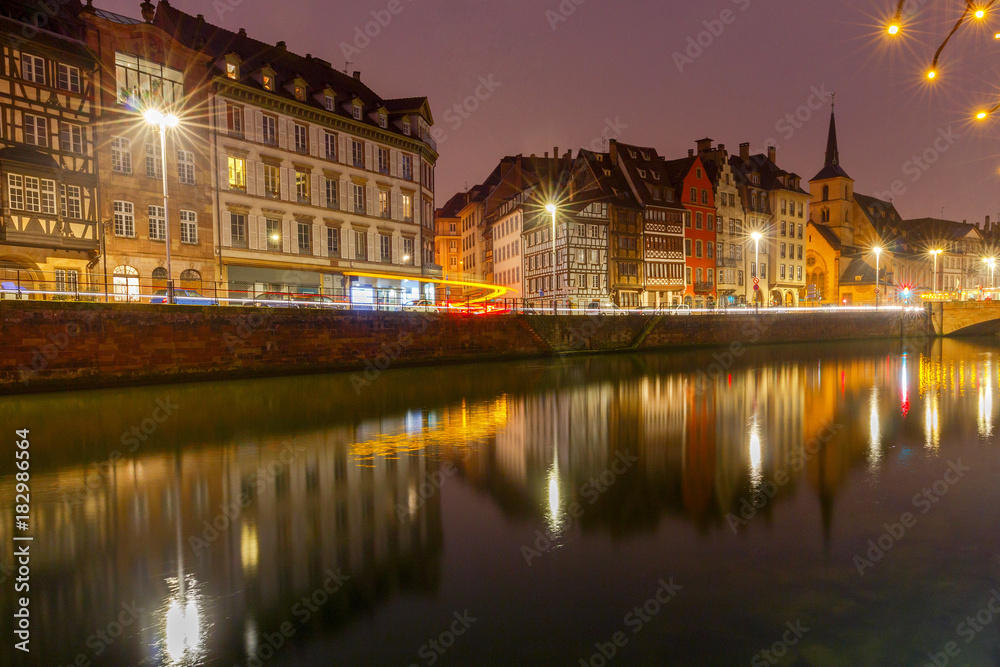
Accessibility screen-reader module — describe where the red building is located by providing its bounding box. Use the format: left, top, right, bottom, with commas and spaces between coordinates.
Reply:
665, 154, 717, 307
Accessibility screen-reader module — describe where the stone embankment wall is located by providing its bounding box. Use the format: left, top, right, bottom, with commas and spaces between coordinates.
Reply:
0, 301, 929, 394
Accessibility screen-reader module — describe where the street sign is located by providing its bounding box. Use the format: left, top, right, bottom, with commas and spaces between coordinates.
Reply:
753, 277, 759, 285
874, 288, 880, 295
753, 284, 759, 291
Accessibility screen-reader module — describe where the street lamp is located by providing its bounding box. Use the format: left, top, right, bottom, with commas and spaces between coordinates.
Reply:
984, 257, 996, 292
873, 245, 883, 308
930, 249, 943, 294
751, 231, 763, 310
545, 203, 557, 314
143, 108, 180, 304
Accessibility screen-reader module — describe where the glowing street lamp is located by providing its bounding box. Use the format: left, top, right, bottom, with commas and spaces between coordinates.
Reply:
930, 249, 943, 293
873, 245, 883, 308
144, 108, 180, 304
545, 203, 557, 314
887, 22, 900, 35
984, 257, 996, 290
751, 231, 763, 309
927, 69, 937, 80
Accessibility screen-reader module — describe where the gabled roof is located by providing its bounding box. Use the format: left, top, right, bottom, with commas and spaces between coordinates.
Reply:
436, 192, 467, 219
152, 1, 432, 137
840, 256, 876, 283
612, 141, 684, 210
809, 221, 842, 250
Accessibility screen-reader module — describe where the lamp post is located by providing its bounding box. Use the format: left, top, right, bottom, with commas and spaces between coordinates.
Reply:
984, 257, 997, 295
930, 249, 942, 294
545, 203, 557, 314
751, 231, 763, 310
143, 109, 179, 304
873, 245, 883, 309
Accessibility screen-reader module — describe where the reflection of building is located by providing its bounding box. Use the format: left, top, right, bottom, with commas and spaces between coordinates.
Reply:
0, 420, 442, 666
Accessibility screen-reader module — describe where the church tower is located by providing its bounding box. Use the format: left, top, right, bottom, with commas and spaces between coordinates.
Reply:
809, 101, 857, 246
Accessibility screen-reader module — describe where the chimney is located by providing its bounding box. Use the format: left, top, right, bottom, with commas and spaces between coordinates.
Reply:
353, 71, 361, 80
554, 147, 559, 160
276, 40, 287, 49
544, 152, 549, 158
718, 143, 726, 154
238, 28, 247, 37
688, 149, 694, 157
696, 138, 713, 154
739, 142, 750, 163
767, 146, 776, 163
987, 215, 991, 231
140, 2, 155, 23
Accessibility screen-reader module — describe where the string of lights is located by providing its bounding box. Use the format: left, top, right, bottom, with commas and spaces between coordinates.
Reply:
886, 0, 1000, 118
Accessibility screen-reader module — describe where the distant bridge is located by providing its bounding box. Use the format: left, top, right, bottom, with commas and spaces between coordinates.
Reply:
930, 302, 1000, 336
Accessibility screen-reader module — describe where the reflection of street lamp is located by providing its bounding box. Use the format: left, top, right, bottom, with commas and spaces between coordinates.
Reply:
873, 245, 883, 308
545, 203, 557, 314
751, 231, 763, 309
930, 249, 942, 293
143, 109, 180, 304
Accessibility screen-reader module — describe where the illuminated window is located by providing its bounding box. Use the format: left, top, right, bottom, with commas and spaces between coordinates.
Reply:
228, 156, 246, 191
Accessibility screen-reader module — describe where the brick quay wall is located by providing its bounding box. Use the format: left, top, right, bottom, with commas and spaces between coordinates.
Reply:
0, 301, 931, 394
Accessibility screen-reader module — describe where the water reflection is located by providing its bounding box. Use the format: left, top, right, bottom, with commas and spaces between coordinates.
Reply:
1, 338, 999, 664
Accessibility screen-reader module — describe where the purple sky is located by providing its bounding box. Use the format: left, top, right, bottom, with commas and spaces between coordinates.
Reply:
104, 0, 1000, 223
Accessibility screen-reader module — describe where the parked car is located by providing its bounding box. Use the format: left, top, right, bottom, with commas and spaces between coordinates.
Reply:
670, 304, 693, 314
0, 281, 29, 300
292, 294, 348, 309
149, 289, 219, 306
586, 301, 626, 315
403, 299, 444, 313
251, 292, 345, 309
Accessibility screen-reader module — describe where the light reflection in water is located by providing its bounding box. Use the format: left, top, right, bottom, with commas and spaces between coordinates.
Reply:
979, 359, 993, 437
925, 393, 940, 450
869, 385, 881, 469
160, 576, 206, 666
748, 416, 762, 490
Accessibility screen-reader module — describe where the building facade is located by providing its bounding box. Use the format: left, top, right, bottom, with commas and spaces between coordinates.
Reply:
0, 1, 100, 292
155, 2, 437, 306
699, 140, 748, 305
665, 152, 717, 307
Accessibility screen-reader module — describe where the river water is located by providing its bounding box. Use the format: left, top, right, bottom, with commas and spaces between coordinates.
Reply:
2, 337, 1000, 667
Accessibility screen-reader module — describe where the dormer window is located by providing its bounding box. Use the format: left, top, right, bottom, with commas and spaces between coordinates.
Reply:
226, 62, 238, 79
352, 105, 362, 121
652, 172, 660, 180
378, 113, 387, 128
638, 169, 646, 178
263, 74, 274, 91
324, 95, 335, 111
402, 119, 411, 135
628, 150, 637, 158
294, 85, 306, 101
641, 152, 650, 160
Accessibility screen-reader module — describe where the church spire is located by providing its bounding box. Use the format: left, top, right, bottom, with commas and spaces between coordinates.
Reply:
825, 94, 840, 167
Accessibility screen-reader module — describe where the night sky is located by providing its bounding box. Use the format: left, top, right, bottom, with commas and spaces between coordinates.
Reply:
102, 0, 1000, 223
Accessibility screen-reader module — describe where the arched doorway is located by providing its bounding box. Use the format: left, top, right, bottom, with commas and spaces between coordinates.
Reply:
771, 289, 782, 307
0, 258, 40, 299
151, 267, 167, 291
113, 266, 139, 302
785, 291, 795, 307
179, 269, 201, 291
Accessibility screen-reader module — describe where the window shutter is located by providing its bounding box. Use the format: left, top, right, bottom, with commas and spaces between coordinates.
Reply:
246, 160, 256, 196
340, 180, 348, 211
347, 228, 355, 258
221, 211, 232, 246
310, 173, 320, 206
339, 135, 347, 164
364, 143, 372, 170
282, 219, 291, 253
366, 186, 373, 215
258, 217, 267, 249
391, 191, 398, 221
308, 127, 318, 157
248, 214, 258, 250
277, 118, 287, 149
215, 100, 227, 134
255, 162, 264, 195
279, 167, 289, 201
392, 235, 399, 263
312, 222, 322, 256
320, 226, 328, 257
254, 109, 264, 143
368, 231, 375, 261
319, 177, 327, 208
218, 153, 228, 191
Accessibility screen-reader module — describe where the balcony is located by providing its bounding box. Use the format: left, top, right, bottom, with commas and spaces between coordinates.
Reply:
1, 214, 99, 252
694, 281, 714, 293
718, 257, 741, 268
